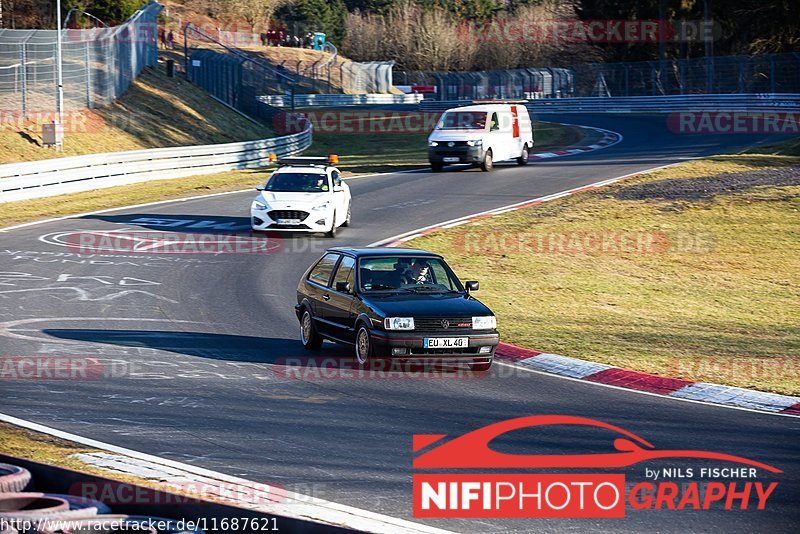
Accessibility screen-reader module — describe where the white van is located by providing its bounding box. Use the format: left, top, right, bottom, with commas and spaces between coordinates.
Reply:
427, 103, 534, 172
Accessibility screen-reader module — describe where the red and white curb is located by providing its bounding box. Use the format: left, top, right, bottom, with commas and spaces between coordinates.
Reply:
528, 126, 621, 160
494, 343, 800, 416
371, 154, 800, 418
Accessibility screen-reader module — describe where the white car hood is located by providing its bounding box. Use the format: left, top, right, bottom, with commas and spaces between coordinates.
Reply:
428, 129, 487, 142
258, 191, 329, 209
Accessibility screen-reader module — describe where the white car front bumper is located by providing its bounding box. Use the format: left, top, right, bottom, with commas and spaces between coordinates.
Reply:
251, 206, 334, 232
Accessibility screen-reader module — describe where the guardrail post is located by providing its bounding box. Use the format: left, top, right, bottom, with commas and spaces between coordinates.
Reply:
85, 41, 92, 107
19, 45, 28, 118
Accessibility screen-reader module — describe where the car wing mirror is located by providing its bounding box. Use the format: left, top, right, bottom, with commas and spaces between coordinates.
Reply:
465, 281, 479, 292
333, 185, 344, 192
255, 184, 265, 191
335, 281, 351, 293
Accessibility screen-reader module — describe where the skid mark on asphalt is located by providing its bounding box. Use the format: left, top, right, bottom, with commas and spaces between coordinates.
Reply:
0, 286, 178, 303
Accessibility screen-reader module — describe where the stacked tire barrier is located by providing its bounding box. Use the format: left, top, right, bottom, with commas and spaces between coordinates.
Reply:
0, 461, 204, 533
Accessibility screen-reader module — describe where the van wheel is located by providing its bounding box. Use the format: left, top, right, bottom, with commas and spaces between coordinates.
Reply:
517, 145, 529, 165
480, 149, 493, 172
431, 163, 443, 172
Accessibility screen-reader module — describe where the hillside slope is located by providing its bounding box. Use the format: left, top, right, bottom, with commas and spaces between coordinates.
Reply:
0, 62, 273, 164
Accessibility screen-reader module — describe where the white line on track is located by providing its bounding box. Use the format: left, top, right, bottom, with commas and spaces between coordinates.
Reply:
0, 412, 453, 533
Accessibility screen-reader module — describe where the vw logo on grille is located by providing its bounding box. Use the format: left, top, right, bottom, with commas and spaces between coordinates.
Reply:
447, 141, 455, 147
441, 319, 450, 329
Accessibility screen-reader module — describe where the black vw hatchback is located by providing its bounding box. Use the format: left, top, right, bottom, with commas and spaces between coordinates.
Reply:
295, 248, 499, 370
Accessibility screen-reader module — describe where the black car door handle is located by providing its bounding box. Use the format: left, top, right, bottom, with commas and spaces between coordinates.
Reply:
322, 294, 330, 301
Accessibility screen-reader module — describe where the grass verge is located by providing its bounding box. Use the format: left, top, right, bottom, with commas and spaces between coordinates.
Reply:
0, 121, 578, 229
0, 66, 273, 164
0, 422, 243, 504
404, 139, 800, 395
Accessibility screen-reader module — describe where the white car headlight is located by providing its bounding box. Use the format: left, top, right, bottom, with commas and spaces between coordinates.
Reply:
428, 141, 438, 147
466, 140, 482, 146
472, 316, 496, 330
384, 317, 415, 331
311, 201, 330, 212
252, 200, 268, 211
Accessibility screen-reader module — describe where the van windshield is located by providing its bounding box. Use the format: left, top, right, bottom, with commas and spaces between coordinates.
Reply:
438, 111, 487, 130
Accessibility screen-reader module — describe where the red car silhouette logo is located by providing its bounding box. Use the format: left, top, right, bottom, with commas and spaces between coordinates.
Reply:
413, 415, 781, 472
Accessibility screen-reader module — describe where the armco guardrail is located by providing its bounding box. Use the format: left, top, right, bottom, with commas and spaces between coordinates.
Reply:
259, 93, 422, 108
418, 94, 800, 114
0, 123, 311, 203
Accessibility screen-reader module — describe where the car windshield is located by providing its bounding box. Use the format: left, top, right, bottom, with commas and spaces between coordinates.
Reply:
358, 256, 463, 293
265, 172, 329, 192
438, 111, 487, 130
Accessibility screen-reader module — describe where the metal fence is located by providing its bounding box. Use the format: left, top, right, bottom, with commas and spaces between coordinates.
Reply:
394, 67, 574, 100
398, 53, 800, 100
418, 94, 800, 114
193, 28, 395, 95
0, 1, 161, 117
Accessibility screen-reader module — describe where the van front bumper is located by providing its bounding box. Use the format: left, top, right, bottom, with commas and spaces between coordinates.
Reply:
428, 146, 484, 165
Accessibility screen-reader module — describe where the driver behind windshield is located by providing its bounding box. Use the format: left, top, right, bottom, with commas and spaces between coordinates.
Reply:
405, 259, 431, 284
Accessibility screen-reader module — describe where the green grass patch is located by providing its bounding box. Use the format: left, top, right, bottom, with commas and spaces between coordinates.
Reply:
404, 141, 800, 395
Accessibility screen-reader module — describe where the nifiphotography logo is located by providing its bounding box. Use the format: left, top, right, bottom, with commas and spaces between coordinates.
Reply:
412, 415, 781, 518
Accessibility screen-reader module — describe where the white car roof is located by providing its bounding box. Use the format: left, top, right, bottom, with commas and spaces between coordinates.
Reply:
272, 165, 333, 175
444, 104, 520, 112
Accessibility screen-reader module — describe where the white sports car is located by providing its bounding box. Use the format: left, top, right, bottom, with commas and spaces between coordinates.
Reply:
251, 156, 352, 237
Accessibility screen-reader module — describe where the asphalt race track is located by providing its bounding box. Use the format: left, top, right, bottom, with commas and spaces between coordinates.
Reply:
1, 114, 799, 533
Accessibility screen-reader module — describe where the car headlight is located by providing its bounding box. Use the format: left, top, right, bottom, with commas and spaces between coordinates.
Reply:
466, 140, 482, 147
252, 200, 268, 211
472, 316, 496, 330
384, 317, 415, 331
311, 201, 330, 212
428, 141, 438, 147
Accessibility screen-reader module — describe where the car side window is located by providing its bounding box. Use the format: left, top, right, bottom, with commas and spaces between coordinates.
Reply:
332, 256, 355, 293
331, 170, 342, 187
490, 112, 499, 131
308, 253, 339, 286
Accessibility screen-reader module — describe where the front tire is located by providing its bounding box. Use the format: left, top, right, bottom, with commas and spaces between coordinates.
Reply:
355, 324, 372, 366
517, 145, 529, 165
300, 310, 323, 350
326, 215, 337, 238
430, 163, 443, 172
480, 149, 493, 172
